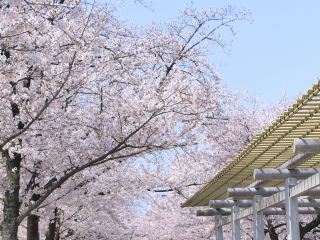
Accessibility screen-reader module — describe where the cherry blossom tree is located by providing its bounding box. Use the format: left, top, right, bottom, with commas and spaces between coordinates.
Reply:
0, 0, 249, 239
127, 96, 288, 240
40, 96, 287, 239
129, 95, 320, 240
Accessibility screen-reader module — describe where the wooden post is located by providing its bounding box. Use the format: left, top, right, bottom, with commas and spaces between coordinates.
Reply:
285, 178, 300, 240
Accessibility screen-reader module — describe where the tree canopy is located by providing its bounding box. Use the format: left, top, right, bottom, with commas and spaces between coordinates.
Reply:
3, 1, 316, 240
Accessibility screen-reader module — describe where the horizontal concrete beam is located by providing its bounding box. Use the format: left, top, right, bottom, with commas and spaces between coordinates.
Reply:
290, 173, 320, 198
233, 176, 320, 220
209, 200, 252, 208
301, 198, 320, 207
196, 209, 216, 216
249, 138, 319, 188
228, 187, 284, 198
248, 152, 315, 188
228, 187, 320, 199
209, 198, 320, 208
264, 207, 319, 215
294, 138, 320, 155
254, 168, 320, 181
196, 208, 231, 216
289, 198, 320, 208
217, 205, 320, 227
195, 203, 320, 217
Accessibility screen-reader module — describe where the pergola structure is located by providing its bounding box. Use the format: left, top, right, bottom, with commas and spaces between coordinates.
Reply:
182, 81, 320, 240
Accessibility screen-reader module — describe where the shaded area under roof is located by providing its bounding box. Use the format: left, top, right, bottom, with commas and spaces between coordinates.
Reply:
182, 80, 320, 207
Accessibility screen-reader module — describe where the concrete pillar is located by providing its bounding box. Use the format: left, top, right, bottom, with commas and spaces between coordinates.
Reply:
252, 195, 264, 239
215, 215, 223, 240
231, 206, 240, 240
285, 177, 300, 240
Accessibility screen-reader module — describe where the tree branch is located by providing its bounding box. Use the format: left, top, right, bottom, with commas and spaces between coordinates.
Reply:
0, 52, 77, 150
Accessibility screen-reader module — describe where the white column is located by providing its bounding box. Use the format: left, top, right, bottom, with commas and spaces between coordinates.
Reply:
232, 206, 240, 240
215, 215, 223, 240
285, 177, 300, 240
252, 195, 264, 239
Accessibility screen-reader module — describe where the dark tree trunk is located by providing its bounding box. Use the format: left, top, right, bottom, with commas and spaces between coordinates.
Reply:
265, 215, 320, 240
1, 150, 21, 240
300, 213, 320, 239
46, 219, 56, 240
266, 220, 279, 240
54, 231, 60, 240
46, 208, 60, 240
27, 215, 40, 240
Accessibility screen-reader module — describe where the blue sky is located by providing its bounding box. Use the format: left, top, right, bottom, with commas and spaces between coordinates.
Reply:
112, 0, 320, 104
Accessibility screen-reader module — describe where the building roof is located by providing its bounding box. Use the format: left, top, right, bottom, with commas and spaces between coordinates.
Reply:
182, 80, 320, 207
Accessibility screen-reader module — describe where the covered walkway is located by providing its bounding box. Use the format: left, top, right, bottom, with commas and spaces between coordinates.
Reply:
183, 81, 320, 239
